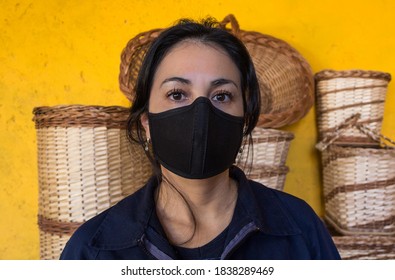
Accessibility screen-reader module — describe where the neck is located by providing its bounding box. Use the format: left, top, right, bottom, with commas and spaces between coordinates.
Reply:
156, 168, 238, 248
162, 169, 233, 207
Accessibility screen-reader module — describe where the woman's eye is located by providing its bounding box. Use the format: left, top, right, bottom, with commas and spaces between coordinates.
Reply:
212, 91, 232, 102
167, 90, 186, 101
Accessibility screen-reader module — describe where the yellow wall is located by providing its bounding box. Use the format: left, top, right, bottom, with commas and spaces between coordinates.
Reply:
1, 0, 394, 259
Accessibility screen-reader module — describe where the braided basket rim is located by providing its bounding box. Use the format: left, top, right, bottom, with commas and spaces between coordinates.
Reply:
32, 105, 130, 128
315, 69, 392, 81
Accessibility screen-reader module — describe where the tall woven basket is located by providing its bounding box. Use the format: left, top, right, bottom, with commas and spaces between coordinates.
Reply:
332, 236, 395, 260
317, 117, 395, 235
321, 144, 395, 235
33, 105, 152, 259
119, 14, 314, 128
315, 69, 391, 145
238, 127, 294, 191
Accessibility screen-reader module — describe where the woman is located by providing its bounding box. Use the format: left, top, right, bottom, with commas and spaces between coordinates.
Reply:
60, 18, 340, 260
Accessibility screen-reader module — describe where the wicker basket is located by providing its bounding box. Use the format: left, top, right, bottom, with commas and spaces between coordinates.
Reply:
315, 69, 391, 145
240, 127, 294, 166
332, 236, 395, 259
119, 14, 314, 128
33, 105, 152, 259
247, 165, 289, 191
317, 118, 395, 236
119, 27, 161, 98
238, 127, 294, 191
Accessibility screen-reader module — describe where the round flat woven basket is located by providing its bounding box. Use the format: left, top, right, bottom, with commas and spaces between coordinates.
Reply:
119, 28, 162, 97
332, 235, 395, 260
315, 69, 391, 145
320, 143, 395, 235
119, 14, 314, 128
237, 127, 294, 191
220, 15, 314, 128
33, 105, 152, 259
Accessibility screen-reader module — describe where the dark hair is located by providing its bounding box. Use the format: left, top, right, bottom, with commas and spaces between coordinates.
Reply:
127, 17, 262, 173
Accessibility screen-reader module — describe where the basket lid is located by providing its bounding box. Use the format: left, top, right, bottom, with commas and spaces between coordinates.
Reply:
119, 14, 315, 128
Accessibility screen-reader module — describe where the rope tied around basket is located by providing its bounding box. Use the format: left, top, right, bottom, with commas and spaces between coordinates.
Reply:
316, 113, 395, 151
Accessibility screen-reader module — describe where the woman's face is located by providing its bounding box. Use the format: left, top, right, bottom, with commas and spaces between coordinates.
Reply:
141, 40, 245, 178
148, 41, 244, 116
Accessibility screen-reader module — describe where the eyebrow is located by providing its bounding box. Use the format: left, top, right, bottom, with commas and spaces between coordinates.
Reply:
211, 78, 239, 89
160, 77, 239, 89
160, 77, 191, 87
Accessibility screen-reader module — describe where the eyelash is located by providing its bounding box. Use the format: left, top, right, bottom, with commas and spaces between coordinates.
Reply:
166, 89, 187, 102
166, 89, 234, 103
212, 90, 233, 102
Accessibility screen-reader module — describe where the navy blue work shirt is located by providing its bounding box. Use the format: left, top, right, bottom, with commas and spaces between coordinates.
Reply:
60, 166, 340, 260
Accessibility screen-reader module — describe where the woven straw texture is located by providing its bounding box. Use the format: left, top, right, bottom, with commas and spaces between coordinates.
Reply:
247, 165, 289, 192
119, 14, 314, 128
119, 27, 161, 98
332, 236, 395, 259
321, 144, 395, 235
238, 127, 294, 191
315, 69, 391, 145
33, 105, 152, 259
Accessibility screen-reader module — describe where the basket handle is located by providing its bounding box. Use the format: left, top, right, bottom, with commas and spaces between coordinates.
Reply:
219, 14, 240, 35
316, 113, 395, 151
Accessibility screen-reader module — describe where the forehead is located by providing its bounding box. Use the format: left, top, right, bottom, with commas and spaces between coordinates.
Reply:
152, 40, 240, 82
166, 39, 228, 57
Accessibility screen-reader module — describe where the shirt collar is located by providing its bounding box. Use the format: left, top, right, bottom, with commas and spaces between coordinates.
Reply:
230, 166, 301, 236
89, 176, 159, 250
90, 166, 301, 250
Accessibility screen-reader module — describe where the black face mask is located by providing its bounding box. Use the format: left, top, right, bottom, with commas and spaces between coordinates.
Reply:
148, 97, 244, 179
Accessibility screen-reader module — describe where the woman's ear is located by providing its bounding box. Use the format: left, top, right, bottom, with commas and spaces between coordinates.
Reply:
140, 113, 150, 140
